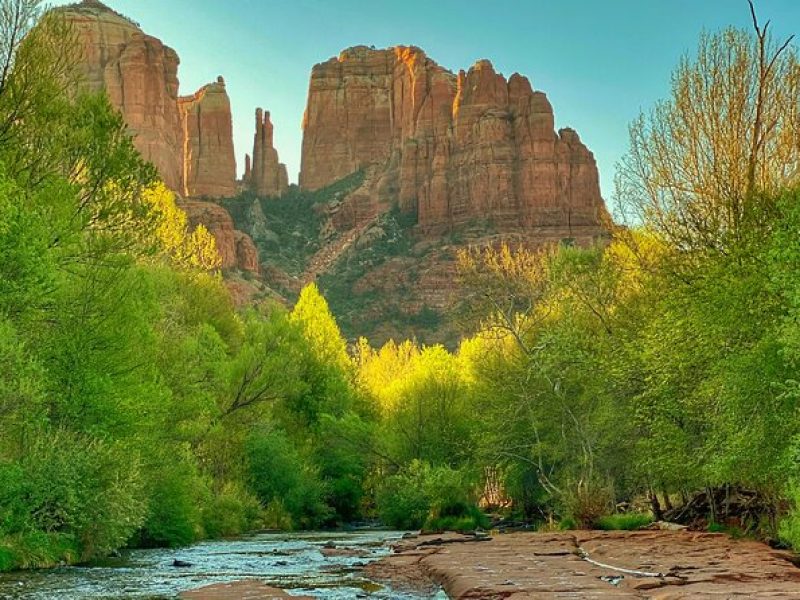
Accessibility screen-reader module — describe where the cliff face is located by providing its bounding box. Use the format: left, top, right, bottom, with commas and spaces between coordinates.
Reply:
60, 1, 237, 200
178, 77, 237, 198
60, 1, 256, 274
300, 46, 607, 233
245, 109, 289, 198
62, 0, 184, 192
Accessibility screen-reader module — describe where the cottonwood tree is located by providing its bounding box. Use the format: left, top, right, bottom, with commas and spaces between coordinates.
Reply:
616, 1, 800, 253
458, 243, 619, 519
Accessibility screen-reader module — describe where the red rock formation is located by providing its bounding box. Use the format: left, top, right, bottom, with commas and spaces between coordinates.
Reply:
300, 46, 608, 233
59, 1, 240, 201
60, 0, 184, 191
178, 77, 237, 198
234, 231, 260, 274
249, 109, 289, 198
243, 154, 252, 183
179, 200, 260, 274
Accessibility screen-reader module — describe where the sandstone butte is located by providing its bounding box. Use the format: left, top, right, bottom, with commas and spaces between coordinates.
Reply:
300, 45, 609, 238
57, 0, 266, 274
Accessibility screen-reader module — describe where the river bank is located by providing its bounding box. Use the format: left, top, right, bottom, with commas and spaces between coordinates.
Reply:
365, 530, 800, 598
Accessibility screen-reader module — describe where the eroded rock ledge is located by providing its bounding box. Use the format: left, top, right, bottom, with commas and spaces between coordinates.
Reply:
364, 531, 800, 599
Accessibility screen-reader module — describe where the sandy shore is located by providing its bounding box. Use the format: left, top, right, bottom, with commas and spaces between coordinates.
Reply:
364, 530, 800, 599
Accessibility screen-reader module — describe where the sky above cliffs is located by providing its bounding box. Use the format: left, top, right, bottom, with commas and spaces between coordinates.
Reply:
52, 0, 800, 209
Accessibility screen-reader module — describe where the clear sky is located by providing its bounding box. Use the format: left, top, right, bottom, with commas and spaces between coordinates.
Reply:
51, 0, 800, 204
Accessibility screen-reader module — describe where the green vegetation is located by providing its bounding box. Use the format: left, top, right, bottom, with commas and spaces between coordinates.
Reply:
222, 170, 366, 277
595, 514, 653, 531
0, 1, 373, 570
318, 204, 428, 339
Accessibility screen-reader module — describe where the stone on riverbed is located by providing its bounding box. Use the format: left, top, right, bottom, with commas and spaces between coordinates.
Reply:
179, 579, 313, 599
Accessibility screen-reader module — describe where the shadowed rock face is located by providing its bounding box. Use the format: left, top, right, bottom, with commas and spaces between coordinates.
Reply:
60, 1, 237, 199
300, 46, 608, 233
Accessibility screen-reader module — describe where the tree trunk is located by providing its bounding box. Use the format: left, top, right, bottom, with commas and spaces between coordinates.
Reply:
649, 489, 664, 521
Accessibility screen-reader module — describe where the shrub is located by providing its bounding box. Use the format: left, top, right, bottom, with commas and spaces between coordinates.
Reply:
0, 432, 146, 565
424, 505, 489, 532
595, 513, 653, 531
561, 481, 614, 528
202, 482, 263, 538
246, 430, 330, 529
779, 481, 800, 551
139, 459, 205, 548
376, 461, 485, 531
558, 517, 578, 531
262, 499, 293, 530
0, 545, 15, 571
376, 473, 430, 530
0, 532, 79, 570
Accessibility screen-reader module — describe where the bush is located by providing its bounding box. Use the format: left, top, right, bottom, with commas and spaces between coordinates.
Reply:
139, 459, 204, 548
779, 481, 800, 551
376, 461, 485, 531
376, 472, 430, 530
558, 517, 578, 531
561, 481, 614, 528
0, 532, 79, 570
202, 482, 263, 538
424, 505, 489, 532
595, 513, 653, 531
246, 430, 330, 529
708, 521, 746, 538
0, 545, 15, 571
262, 499, 293, 530
0, 432, 146, 565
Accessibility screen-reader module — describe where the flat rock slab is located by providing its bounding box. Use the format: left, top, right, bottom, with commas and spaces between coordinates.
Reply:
179, 580, 313, 599
365, 531, 800, 599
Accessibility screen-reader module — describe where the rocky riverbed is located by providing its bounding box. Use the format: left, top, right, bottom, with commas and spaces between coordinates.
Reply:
365, 530, 800, 599
0, 530, 441, 599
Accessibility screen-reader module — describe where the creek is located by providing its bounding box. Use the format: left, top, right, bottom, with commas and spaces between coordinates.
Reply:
0, 530, 444, 599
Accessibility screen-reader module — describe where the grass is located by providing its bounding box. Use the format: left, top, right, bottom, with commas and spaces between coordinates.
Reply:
707, 522, 746, 538
0, 532, 80, 571
558, 516, 578, 530
595, 513, 653, 531
423, 504, 490, 533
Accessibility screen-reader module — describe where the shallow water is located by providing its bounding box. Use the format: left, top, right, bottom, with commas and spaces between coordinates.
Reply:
0, 530, 443, 599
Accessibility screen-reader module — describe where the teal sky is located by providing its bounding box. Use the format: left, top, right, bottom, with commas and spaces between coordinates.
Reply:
52, 0, 800, 203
